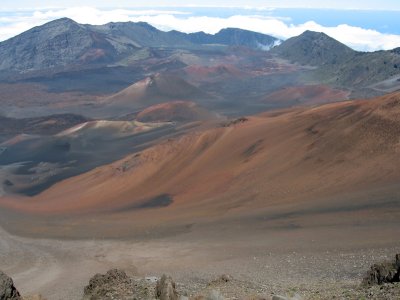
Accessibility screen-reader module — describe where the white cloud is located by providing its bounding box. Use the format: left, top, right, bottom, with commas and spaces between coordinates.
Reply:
1, 7, 400, 52
127, 14, 400, 52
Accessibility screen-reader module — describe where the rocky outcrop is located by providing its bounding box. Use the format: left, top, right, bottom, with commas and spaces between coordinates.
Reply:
363, 254, 400, 285
83, 269, 180, 300
208, 274, 232, 286
156, 275, 178, 300
83, 269, 135, 300
0, 270, 21, 300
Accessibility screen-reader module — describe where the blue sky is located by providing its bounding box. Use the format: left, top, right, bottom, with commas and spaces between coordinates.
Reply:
2, 0, 400, 10
1, 1, 400, 51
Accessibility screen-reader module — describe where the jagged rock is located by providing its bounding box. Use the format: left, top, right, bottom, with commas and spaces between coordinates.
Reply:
156, 275, 178, 300
363, 254, 400, 285
272, 295, 303, 300
215, 274, 232, 283
272, 296, 289, 300
221, 117, 248, 127
0, 270, 21, 300
83, 269, 135, 300
208, 274, 233, 287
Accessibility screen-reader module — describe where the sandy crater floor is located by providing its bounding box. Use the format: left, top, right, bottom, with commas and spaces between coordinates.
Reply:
1, 222, 400, 300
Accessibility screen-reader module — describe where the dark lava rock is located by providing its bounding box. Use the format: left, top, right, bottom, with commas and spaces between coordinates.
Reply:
0, 270, 21, 300
221, 117, 248, 127
208, 274, 233, 286
156, 275, 178, 300
83, 269, 135, 300
216, 274, 232, 283
363, 254, 400, 285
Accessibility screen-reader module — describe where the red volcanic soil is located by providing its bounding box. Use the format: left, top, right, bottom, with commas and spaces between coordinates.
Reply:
263, 84, 350, 106
2, 92, 400, 241
2, 94, 400, 214
79, 48, 107, 63
182, 64, 244, 82
179, 58, 300, 83
136, 101, 218, 122
102, 73, 208, 110
0, 83, 95, 117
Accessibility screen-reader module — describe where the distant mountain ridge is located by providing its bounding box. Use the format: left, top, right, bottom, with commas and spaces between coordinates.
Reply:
1, 18, 400, 94
273, 30, 400, 91
0, 18, 106, 71
181, 28, 278, 49
0, 18, 279, 72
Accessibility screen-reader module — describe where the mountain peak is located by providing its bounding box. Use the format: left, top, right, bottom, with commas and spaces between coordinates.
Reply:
297, 30, 343, 43
103, 74, 208, 113
272, 30, 355, 66
51, 17, 76, 23
217, 27, 253, 34
42, 17, 79, 27
103, 21, 158, 31
301, 30, 326, 36
135, 21, 158, 31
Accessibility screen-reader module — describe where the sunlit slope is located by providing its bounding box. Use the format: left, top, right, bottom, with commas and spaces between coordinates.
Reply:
3, 92, 400, 222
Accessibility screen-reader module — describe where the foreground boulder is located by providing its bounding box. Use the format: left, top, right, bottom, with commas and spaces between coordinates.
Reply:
156, 275, 178, 300
0, 270, 21, 300
83, 269, 135, 300
363, 254, 400, 285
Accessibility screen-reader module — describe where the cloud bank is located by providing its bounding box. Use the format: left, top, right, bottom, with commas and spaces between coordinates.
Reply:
1, 7, 400, 52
